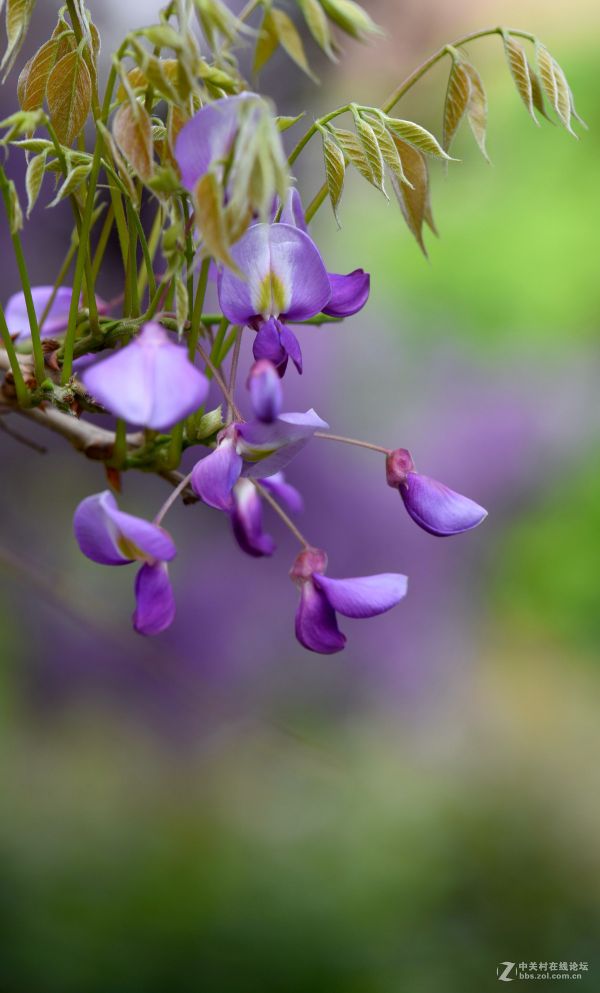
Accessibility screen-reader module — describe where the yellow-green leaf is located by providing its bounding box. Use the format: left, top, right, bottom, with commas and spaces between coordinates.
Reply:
2, 0, 36, 81
112, 100, 154, 183
366, 114, 411, 186
354, 113, 385, 193
253, 8, 278, 74
46, 49, 92, 147
503, 35, 536, 123
443, 60, 471, 153
390, 136, 431, 256
331, 126, 374, 185
175, 273, 189, 335
463, 63, 489, 162
48, 162, 90, 207
25, 148, 46, 215
319, 0, 381, 42
321, 129, 345, 225
277, 112, 305, 132
6, 177, 23, 233
385, 116, 450, 160
536, 44, 576, 136
193, 171, 238, 270
296, 0, 335, 59
264, 8, 317, 81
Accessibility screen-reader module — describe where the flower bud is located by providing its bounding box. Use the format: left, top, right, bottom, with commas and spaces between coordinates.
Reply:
248, 359, 282, 423
385, 448, 415, 487
289, 547, 328, 584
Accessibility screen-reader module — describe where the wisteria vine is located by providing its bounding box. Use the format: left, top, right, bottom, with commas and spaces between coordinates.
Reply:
0, 0, 584, 652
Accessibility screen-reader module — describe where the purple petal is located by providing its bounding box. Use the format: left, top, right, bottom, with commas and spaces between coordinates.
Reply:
190, 437, 242, 510
218, 223, 331, 324
230, 478, 276, 557
295, 580, 346, 654
82, 323, 208, 431
279, 323, 302, 374
323, 270, 370, 318
252, 318, 288, 372
73, 491, 176, 566
174, 94, 257, 191
313, 573, 408, 618
133, 562, 175, 636
280, 188, 308, 232
259, 472, 303, 514
238, 409, 329, 478
401, 472, 488, 537
248, 359, 282, 422
5, 286, 76, 341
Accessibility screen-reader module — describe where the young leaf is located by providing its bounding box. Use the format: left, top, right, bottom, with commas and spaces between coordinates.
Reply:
321, 129, 345, 225
463, 63, 489, 162
530, 69, 549, 121
276, 112, 305, 132
48, 162, 90, 207
97, 119, 139, 207
503, 35, 536, 122
256, 8, 317, 81
384, 117, 450, 159
253, 8, 279, 74
443, 59, 471, 153
390, 137, 431, 256
354, 113, 386, 193
296, 0, 336, 59
331, 126, 374, 185
6, 177, 23, 233
193, 171, 238, 270
319, 0, 381, 42
2, 0, 37, 81
366, 114, 411, 186
112, 100, 154, 183
175, 273, 188, 335
25, 148, 46, 215
536, 44, 576, 136
46, 50, 92, 147
17, 36, 63, 112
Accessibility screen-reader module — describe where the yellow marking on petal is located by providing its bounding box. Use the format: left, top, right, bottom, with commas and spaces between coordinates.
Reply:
117, 534, 153, 563
256, 270, 289, 318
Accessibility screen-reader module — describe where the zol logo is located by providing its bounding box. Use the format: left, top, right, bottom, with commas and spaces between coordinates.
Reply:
497, 962, 516, 982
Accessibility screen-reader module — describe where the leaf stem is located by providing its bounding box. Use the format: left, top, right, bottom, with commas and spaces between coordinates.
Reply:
313, 431, 390, 455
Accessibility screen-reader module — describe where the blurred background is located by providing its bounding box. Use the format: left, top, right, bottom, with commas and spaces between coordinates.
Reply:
0, 1, 599, 990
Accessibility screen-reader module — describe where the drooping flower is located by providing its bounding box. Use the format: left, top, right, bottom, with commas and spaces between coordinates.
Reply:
280, 189, 371, 318
81, 322, 208, 431
290, 547, 408, 654
73, 491, 177, 636
386, 448, 487, 537
230, 472, 303, 558
5, 286, 76, 341
191, 358, 327, 511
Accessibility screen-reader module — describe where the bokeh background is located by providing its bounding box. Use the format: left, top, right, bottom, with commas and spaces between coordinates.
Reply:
0, 1, 599, 990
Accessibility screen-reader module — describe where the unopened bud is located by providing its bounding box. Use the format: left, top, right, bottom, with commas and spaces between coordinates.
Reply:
248, 359, 282, 423
290, 547, 328, 584
385, 448, 415, 488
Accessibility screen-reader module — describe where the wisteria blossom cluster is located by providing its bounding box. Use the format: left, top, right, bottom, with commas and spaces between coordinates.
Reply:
0, 1, 582, 653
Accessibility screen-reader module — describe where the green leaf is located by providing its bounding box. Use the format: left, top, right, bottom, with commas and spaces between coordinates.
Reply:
6, 176, 23, 233
276, 112, 305, 132
319, 0, 381, 41
25, 148, 46, 214
536, 44, 576, 136
296, 0, 336, 59
253, 8, 279, 74
137, 25, 184, 51
1, 0, 37, 81
366, 113, 411, 186
195, 405, 224, 441
442, 59, 471, 153
46, 49, 92, 147
503, 34, 536, 123
48, 162, 90, 207
175, 273, 188, 335
384, 116, 450, 159
112, 99, 154, 183
255, 8, 317, 81
321, 129, 345, 225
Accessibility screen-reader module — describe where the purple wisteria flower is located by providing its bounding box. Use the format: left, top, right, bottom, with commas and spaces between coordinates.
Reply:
73, 490, 177, 636
192, 359, 326, 496
5, 285, 77, 340
386, 448, 487, 537
230, 473, 303, 557
217, 196, 370, 375
290, 547, 408, 655
81, 322, 208, 431
174, 92, 261, 193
